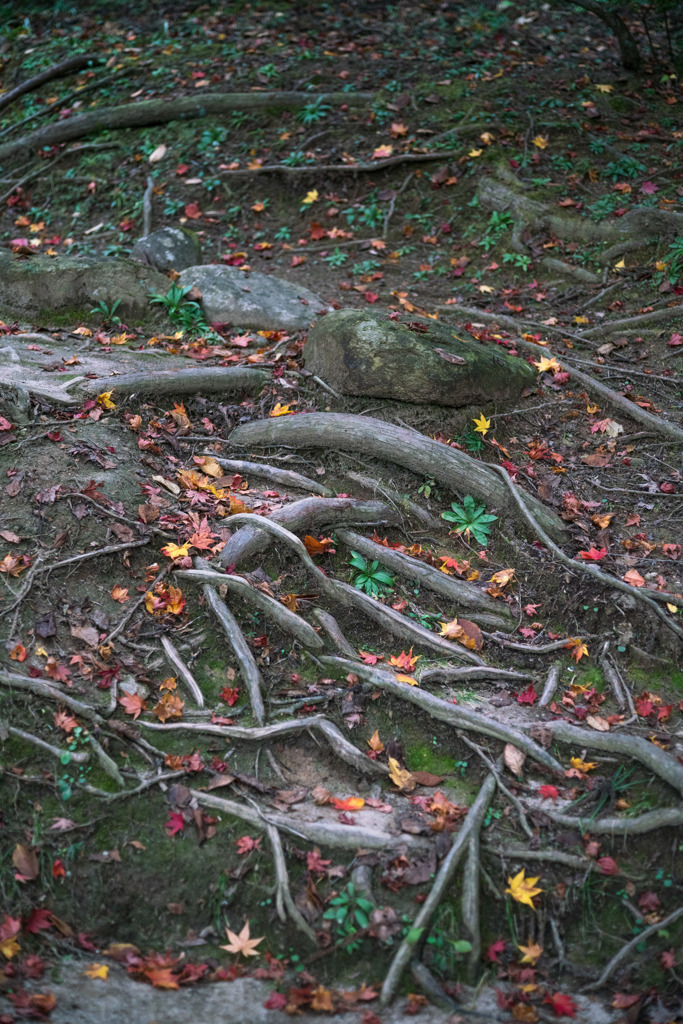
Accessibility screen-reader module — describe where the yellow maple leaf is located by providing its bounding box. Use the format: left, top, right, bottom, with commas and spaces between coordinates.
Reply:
270, 402, 293, 417
480, 131, 495, 145
614, 258, 626, 270
367, 729, 384, 753
0, 933, 20, 960
595, 83, 614, 93
518, 941, 543, 965
533, 135, 548, 149
160, 542, 192, 560
490, 568, 515, 587
301, 189, 319, 205
478, 284, 494, 294
574, 315, 589, 324
655, 260, 667, 272
534, 356, 561, 373
84, 963, 109, 980
506, 869, 542, 909
372, 144, 393, 159
97, 390, 116, 410
220, 920, 264, 957
439, 617, 464, 641
110, 332, 130, 346
468, 148, 483, 158
473, 412, 491, 436
395, 673, 419, 685
388, 756, 416, 791
570, 756, 599, 772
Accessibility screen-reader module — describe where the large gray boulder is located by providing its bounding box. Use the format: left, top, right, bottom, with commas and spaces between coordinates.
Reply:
130, 227, 201, 271
0, 249, 170, 324
178, 265, 330, 330
304, 309, 536, 407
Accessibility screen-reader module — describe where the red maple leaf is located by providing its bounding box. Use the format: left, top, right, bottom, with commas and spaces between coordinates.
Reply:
164, 813, 185, 837
544, 991, 577, 1017
516, 684, 537, 705
219, 686, 240, 706
235, 835, 262, 855
538, 785, 559, 800
358, 651, 382, 665
596, 856, 619, 875
660, 948, 677, 970
264, 992, 287, 1010
486, 938, 506, 962
118, 692, 147, 720
577, 546, 607, 561
23, 909, 52, 934
307, 848, 332, 874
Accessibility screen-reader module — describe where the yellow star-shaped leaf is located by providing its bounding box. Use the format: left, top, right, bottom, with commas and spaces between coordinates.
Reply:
301, 189, 319, 205
532, 135, 548, 149
97, 390, 116, 410
220, 920, 264, 958
518, 941, 543, 965
473, 413, 491, 436
534, 356, 561, 374
84, 963, 109, 980
505, 869, 542, 909
595, 83, 614, 93
160, 542, 192, 560
570, 756, 598, 773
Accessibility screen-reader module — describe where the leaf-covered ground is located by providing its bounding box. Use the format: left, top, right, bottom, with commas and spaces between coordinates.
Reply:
0, 2, 682, 1022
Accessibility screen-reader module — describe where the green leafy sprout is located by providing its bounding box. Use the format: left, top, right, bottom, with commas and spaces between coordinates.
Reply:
441, 495, 498, 547
349, 551, 394, 597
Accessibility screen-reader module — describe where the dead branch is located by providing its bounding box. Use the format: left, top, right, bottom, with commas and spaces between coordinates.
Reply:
161, 636, 204, 708
177, 567, 323, 649
218, 495, 396, 568
0, 91, 374, 167
228, 413, 566, 543
336, 529, 516, 631
581, 906, 683, 991
380, 771, 496, 1004
0, 55, 99, 114
199, 574, 265, 726
200, 454, 332, 496
320, 657, 562, 772
485, 461, 683, 640
331, 579, 485, 666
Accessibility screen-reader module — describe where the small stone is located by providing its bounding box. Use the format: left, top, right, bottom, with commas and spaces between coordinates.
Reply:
130, 227, 202, 272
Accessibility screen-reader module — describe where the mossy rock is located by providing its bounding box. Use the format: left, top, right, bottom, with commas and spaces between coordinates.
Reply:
304, 309, 535, 407
130, 227, 202, 272
0, 249, 171, 324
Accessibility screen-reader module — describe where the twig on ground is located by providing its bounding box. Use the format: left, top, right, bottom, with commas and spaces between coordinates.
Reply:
225, 514, 335, 596
87, 733, 125, 788
380, 771, 496, 1004
3, 725, 89, 763
197, 453, 332, 496
265, 823, 317, 943
161, 636, 205, 708
459, 733, 534, 839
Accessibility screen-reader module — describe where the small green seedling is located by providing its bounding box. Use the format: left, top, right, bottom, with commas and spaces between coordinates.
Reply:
349, 551, 394, 597
442, 495, 497, 547
90, 298, 122, 324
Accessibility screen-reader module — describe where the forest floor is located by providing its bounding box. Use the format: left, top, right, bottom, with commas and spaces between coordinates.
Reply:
0, 2, 682, 1022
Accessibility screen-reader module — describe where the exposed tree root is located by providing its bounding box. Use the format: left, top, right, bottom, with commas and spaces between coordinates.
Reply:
459, 733, 533, 839
462, 834, 483, 981
344, 470, 439, 527
410, 961, 459, 1012
582, 305, 683, 337
0, 671, 103, 724
312, 609, 360, 660
199, 454, 332, 496
335, 529, 516, 631
581, 906, 683, 991
74, 366, 270, 401
177, 567, 324, 650
218, 496, 395, 568
380, 771, 496, 1004
0, 55, 99, 114
483, 844, 598, 871
525, 719, 683, 796
198, 574, 265, 726
223, 514, 335, 596
105, 565, 168, 645
420, 665, 533, 685
265, 823, 317, 943
3, 725, 89, 764
140, 714, 387, 777
160, 636, 205, 708
229, 413, 566, 542
538, 662, 562, 707
538, 805, 683, 834
485, 461, 683, 640
0, 91, 374, 168
440, 306, 683, 443
192, 789, 424, 851
320, 658, 563, 772
331, 579, 485, 665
